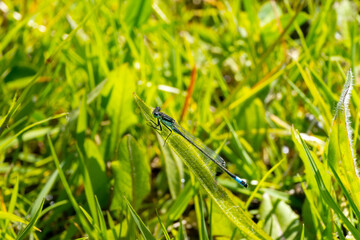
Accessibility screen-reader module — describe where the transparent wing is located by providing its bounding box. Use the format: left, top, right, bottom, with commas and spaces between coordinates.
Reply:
173, 122, 227, 169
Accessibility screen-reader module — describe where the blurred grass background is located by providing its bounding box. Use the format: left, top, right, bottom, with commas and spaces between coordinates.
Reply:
1, 0, 360, 239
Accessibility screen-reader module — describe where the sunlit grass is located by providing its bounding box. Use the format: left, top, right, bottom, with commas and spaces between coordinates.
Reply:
0, 0, 359, 239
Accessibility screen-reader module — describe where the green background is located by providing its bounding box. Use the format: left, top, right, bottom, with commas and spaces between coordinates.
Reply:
1, 0, 360, 239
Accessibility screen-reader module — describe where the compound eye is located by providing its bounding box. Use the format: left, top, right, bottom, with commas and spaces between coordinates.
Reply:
153, 107, 161, 117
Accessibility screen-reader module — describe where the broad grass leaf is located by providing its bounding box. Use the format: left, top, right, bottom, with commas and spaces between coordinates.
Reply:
328, 69, 360, 211
259, 193, 301, 240
105, 211, 117, 239
103, 65, 137, 158
235, 98, 266, 151
258, 2, 282, 27
84, 139, 109, 206
111, 135, 150, 210
123, 0, 152, 28
4, 65, 36, 89
134, 93, 271, 240
210, 200, 242, 239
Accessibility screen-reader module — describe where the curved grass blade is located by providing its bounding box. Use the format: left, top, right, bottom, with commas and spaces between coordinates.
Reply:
134, 93, 271, 240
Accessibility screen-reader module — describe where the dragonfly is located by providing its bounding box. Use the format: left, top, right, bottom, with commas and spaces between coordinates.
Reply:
148, 106, 248, 188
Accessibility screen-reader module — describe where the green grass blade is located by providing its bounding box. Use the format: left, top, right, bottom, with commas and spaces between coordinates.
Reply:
291, 127, 360, 239
167, 181, 198, 221
194, 192, 209, 240
76, 96, 87, 147
134, 93, 271, 240
0, 93, 19, 136
300, 224, 305, 240
177, 219, 186, 240
125, 197, 156, 240
16, 198, 44, 240
77, 144, 98, 227
95, 196, 108, 240
30, 168, 59, 217
6, 175, 19, 229
78, 206, 102, 236
295, 62, 332, 132
227, 67, 284, 111
39, 200, 68, 218
47, 134, 94, 237
156, 210, 171, 240
245, 158, 285, 209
